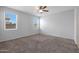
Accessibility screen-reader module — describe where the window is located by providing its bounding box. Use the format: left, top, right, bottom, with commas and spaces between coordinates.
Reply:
4, 11, 17, 30
32, 17, 40, 29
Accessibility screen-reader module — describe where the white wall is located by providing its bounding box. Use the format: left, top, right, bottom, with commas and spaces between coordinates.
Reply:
0, 7, 39, 42
40, 10, 74, 39
76, 8, 79, 47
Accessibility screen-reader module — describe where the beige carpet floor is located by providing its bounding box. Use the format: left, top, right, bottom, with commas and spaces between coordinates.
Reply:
0, 34, 78, 53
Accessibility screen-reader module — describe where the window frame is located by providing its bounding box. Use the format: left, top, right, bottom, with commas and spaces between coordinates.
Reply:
4, 11, 18, 30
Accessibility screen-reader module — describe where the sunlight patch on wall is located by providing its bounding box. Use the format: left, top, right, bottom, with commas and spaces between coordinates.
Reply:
40, 18, 46, 30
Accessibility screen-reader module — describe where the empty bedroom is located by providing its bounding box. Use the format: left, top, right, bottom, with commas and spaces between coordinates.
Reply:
0, 6, 79, 53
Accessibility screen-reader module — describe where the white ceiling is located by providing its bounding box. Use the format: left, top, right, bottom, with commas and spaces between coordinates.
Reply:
7, 6, 77, 16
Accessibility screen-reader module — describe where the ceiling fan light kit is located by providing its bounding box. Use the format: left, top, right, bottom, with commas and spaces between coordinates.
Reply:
39, 10, 43, 13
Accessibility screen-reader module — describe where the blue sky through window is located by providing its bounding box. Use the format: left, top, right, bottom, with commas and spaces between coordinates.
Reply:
5, 12, 16, 24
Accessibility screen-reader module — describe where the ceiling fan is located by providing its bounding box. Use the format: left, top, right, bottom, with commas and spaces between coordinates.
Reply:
36, 6, 48, 13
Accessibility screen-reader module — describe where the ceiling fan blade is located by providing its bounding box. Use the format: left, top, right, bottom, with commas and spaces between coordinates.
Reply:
42, 6, 47, 9
40, 6, 43, 9
43, 10, 48, 12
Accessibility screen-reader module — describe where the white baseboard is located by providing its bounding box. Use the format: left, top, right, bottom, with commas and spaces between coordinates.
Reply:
0, 33, 39, 42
